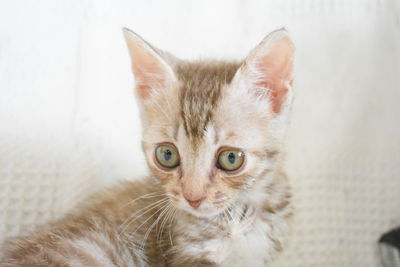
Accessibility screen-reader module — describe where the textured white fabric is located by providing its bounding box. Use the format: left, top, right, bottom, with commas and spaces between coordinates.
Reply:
0, 1, 399, 266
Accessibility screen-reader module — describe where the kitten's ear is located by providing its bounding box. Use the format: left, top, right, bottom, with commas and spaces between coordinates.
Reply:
123, 28, 176, 100
235, 28, 294, 114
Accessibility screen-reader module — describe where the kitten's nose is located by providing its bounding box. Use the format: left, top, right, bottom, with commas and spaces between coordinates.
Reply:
184, 197, 204, 209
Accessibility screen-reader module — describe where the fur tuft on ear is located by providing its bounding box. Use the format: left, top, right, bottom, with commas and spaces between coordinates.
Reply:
237, 28, 295, 114
123, 28, 176, 100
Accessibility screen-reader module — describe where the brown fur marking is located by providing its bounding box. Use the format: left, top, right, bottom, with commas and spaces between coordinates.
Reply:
177, 61, 240, 146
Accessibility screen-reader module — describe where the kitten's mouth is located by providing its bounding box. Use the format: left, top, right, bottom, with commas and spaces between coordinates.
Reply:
186, 208, 224, 218
171, 201, 219, 218
179, 201, 232, 219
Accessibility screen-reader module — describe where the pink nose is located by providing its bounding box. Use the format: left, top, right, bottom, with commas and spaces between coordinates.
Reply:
185, 197, 204, 209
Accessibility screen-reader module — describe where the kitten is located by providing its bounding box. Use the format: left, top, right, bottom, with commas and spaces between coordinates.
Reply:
0, 28, 294, 266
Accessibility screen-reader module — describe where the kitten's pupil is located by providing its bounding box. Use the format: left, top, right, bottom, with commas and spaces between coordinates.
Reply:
164, 150, 172, 161
228, 152, 235, 164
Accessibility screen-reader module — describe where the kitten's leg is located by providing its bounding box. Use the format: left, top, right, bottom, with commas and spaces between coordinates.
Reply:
1, 230, 147, 267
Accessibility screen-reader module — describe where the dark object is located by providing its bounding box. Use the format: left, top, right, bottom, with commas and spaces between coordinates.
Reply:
379, 227, 400, 267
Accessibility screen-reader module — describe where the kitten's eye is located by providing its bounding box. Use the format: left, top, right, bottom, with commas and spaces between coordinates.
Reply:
155, 144, 180, 169
217, 150, 245, 172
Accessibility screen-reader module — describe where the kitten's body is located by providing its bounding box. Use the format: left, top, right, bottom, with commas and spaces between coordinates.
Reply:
1, 29, 294, 266
1, 174, 290, 266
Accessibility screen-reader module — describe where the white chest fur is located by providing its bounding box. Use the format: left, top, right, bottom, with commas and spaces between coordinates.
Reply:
213, 218, 274, 267
176, 200, 288, 266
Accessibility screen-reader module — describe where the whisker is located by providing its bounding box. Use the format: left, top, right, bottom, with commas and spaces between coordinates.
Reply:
123, 192, 166, 208
140, 202, 171, 249
119, 198, 169, 234
156, 206, 170, 243
168, 209, 177, 246
157, 205, 174, 243
123, 197, 169, 224
134, 202, 170, 236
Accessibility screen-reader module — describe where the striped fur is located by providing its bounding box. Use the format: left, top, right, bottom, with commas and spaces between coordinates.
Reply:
1, 28, 294, 266
177, 61, 240, 146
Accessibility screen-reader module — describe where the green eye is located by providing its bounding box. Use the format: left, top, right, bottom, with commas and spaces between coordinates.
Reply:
217, 150, 245, 172
155, 144, 180, 168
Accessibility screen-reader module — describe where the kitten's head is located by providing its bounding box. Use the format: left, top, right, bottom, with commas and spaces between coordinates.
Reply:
124, 28, 294, 217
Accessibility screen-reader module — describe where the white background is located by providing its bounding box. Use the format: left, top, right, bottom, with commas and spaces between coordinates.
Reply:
0, 1, 400, 266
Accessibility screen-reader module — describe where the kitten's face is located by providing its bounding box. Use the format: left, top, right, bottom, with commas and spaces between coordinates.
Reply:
124, 29, 294, 217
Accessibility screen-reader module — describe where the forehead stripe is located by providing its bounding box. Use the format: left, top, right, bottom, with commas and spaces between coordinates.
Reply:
177, 61, 240, 146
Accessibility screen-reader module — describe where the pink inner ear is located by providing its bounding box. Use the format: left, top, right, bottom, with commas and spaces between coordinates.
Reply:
133, 60, 166, 99
128, 42, 168, 100
255, 39, 293, 114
